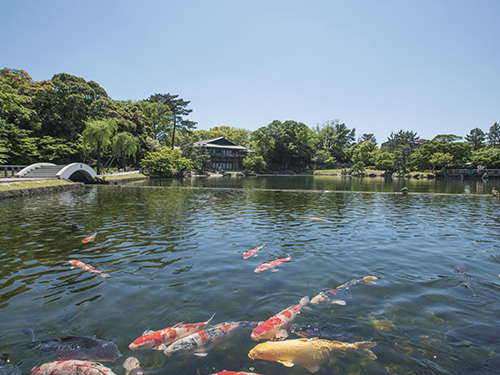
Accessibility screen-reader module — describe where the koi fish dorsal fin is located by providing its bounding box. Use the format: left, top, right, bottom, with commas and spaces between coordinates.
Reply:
277, 360, 295, 367
141, 329, 155, 336
207, 312, 216, 323
172, 322, 184, 328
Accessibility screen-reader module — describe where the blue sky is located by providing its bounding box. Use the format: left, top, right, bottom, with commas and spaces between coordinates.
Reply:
3, 0, 499, 144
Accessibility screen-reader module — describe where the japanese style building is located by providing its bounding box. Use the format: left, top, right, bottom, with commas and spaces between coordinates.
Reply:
193, 137, 251, 171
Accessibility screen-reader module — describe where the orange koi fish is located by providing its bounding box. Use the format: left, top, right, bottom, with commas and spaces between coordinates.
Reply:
243, 244, 265, 259
129, 313, 216, 350
82, 232, 97, 243
298, 216, 329, 222
251, 296, 309, 341
68, 260, 109, 278
254, 254, 291, 273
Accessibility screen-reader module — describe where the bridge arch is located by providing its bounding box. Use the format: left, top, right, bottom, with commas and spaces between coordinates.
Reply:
56, 163, 96, 182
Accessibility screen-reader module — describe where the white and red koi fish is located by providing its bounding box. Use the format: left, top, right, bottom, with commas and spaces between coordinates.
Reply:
82, 232, 97, 243
254, 254, 291, 273
68, 260, 109, 278
163, 321, 258, 357
243, 244, 265, 259
31, 360, 117, 375
311, 276, 378, 305
129, 313, 216, 350
251, 296, 309, 341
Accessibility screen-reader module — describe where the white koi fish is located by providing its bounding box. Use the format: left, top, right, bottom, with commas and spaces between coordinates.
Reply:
31, 360, 117, 375
129, 313, 216, 350
164, 321, 257, 357
311, 276, 378, 305
251, 296, 309, 341
254, 254, 291, 273
243, 244, 265, 259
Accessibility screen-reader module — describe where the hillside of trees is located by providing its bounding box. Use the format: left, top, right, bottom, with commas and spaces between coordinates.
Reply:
1, 68, 499, 174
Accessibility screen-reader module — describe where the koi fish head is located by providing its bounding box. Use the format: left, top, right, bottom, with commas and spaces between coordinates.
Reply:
248, 341, 278, 361
311, 293, 327, 305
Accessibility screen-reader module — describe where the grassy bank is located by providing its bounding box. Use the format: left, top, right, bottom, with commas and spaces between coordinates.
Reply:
0, 179, 74, 191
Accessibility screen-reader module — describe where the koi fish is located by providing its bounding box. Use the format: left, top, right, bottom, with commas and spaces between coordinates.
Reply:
163, 321, 258, 357
129, 313, 216, 350
251, 296, 309, 341
68, 260, 109, 278
311, 276, 378, 305
212, 372, 263, 375
23, 328, 122, 362
243, 244, 265, 259
31, 360, 117, 375
82, 232, 97, 243
297, 216, 329, 222
123, 357, 143, 375
248, 337, 377, 373
453, 265, 476, 297
254, 254, 291, 273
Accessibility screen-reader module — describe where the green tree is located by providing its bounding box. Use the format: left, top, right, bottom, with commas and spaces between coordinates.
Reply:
139, 101, 172, 144
351, 141, 376, 165
465, 127, 486, 151
357, 133, 377, 146
243, 154, 267, 173
82, 119, 117, 175
373, 150, 394, 171
488, 122, 500, 148
311, 149, 335, 169
314, 120, 355, 163
470, 147, 500, 168
428, 152, 453, 170
140, 147, 193, 176
147, 93, 197, 149
351, 161, 366, 175
179, 139, 210, 172
252, 120, 315, 171
0, 138, 8, 164
112, 132, 139, 169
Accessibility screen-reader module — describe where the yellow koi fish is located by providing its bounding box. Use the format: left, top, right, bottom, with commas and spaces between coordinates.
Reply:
248, 337, 377, 373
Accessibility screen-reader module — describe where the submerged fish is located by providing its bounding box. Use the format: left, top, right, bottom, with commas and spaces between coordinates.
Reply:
123, 357, 144, 375
254, 254, 291, 273
129, 313, 216, 350
251, 296, 309, 341
68, 260, 109, 278
23, 328, 122, 362
82, 232, 97, 243
456, 353, 500, 375
289, 322, 344, 339
445, 323, 500, 346
297, 216, 329, 222
0, 363, 21, 375
212, 372, 263, 375
311, 276, 378, 305
453, 265, 476, 297
31, 360, 117, 375
248, 337, 377, 373
164, 321, 258, 357
78, 243, 111, 253
243, 244, 265, 259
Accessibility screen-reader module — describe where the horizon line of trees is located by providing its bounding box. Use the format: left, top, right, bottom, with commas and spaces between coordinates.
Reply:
1, 68, 499, 175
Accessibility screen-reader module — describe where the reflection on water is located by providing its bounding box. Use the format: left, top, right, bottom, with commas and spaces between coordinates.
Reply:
1, 177, 500, 375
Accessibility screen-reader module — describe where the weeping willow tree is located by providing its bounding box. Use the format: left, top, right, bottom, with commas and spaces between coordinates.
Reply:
112, 132, 139, 169
82, 118, 117, 175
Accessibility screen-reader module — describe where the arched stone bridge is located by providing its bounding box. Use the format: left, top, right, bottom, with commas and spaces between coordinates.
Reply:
15, 163, 97, 182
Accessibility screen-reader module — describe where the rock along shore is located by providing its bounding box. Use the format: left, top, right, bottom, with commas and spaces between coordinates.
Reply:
0, 182, 85, 199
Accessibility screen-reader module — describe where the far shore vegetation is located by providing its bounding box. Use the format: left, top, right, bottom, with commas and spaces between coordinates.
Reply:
1, 68, 500, 178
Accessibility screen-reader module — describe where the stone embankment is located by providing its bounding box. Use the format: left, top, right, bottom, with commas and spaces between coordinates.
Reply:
0, 182, 85, 199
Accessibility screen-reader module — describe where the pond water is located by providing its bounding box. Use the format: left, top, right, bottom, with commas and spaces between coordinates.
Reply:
1, 176, 500, 375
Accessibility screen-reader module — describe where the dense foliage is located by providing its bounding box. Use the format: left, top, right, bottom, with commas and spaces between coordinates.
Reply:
1, 67, 499, 174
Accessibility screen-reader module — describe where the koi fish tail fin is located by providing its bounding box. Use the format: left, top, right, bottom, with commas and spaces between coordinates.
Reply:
22, 328, 36, 341
363, 276, 378, 284
353, 341, 377, 360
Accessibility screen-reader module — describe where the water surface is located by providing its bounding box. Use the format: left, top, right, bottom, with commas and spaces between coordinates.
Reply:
1, 176, 500, 375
